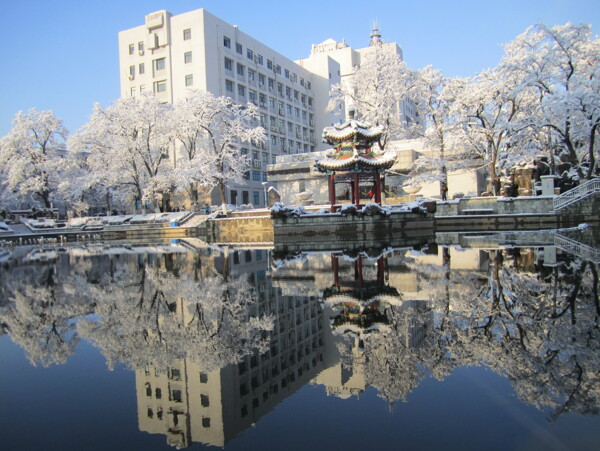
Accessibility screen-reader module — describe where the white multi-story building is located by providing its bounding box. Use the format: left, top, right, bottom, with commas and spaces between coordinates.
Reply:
119, 9, 341, 208
297, 24, 422, 128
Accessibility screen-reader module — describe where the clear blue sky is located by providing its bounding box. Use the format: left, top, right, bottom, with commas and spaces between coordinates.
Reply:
1, 0, 598, 137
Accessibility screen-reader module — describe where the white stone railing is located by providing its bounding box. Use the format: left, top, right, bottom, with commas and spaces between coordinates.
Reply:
553, 177, 600, 211
554, 233, 600, 263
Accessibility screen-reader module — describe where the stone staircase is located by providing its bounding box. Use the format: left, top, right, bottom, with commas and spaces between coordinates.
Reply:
553, 177, 600, 211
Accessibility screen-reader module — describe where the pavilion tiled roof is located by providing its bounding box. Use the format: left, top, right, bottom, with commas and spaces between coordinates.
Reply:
322, 119, 384, 144
315, 149, 396, 172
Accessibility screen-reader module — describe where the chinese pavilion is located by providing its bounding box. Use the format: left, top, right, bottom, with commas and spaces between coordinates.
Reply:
315, 119, 396, 212
323, 253, 401, 335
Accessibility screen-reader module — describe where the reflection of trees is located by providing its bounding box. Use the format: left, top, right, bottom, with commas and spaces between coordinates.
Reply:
79, 267, 274, 372
2, 245, 599, 418
0, 261, 96, 366
0, 251, 273, 372
327, 247, 600, 417
440, 250, 599, 419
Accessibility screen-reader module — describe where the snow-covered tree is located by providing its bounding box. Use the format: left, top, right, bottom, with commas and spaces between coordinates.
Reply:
0, 109, 68, 208
450, 66, 533, 194
408, 67, 464, 191
328, 45, 417, 149
171, 90, 265, 213
69, 95, 174, 212
503, 23, 600, 179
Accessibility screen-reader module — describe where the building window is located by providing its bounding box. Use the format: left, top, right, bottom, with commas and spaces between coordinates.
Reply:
202, 417, 211, 428
154, 58, 165, 71
225, 79, 234, 93
247, 49, 253, 60
129, 65, 135, 77
237, 63, 244, 76
262, 172, 268, 182
267, 59, 273, 70
275, 64, 281, 74
236, 43, 242, 54
172, 390, 182, 403
200, 373, 208, 383
252, 171, 261, 181
259, 73, 265, 86
307, 81, 312, 90
257, 54, 263, 65
184, 51, 192, 64
248, 69, 255, 81
128, 44, 134, 55
249, 90, 256, 102
185, 74, 193, 87
285, 69, 290, 79
140, 84, 146, 93
154, 80, 166, 93
155, 388, 162, 399
238, 85, 245, 97
253, 191, 260, 205
201, 395, 210, 407
183, 28, 191, 40
138, 41, 144, 52
224, 58, 232, 71
139, 63, 145, 75
223, 36, 231, 48
130, 87, 136, 97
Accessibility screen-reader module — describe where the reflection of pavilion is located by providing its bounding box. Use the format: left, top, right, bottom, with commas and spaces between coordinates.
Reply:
315, 119, 396, 212
311, 250, 434, 402
325, 254, 402, 336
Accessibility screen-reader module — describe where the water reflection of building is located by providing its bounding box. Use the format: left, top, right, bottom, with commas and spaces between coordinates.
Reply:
135, 248, 327, 448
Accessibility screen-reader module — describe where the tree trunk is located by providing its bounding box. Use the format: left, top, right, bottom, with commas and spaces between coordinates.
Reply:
585, 123, 598, 180
217, 180, 227, 215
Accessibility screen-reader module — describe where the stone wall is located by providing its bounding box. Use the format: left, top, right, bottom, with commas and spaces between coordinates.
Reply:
274, 211, 435, 247
205, 216, 274, 244
435, 196, 555, 216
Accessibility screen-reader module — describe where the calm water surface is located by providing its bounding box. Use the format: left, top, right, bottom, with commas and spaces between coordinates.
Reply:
1, 233, 599, 450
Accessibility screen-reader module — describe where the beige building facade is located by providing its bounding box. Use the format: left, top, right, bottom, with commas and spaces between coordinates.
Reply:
119, 9, 343, 209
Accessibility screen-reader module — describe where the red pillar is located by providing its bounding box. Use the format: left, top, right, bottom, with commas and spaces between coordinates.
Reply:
356, 255, 364, 288
374, 172, 382, 205
377, 256, 384, 286
332, 255, 339, 290
329, 174, 336, 213
354, 172, 360, 208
